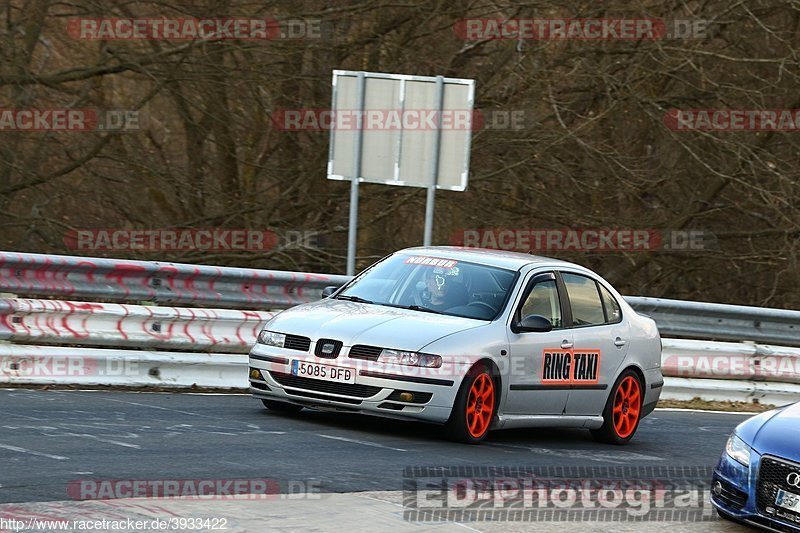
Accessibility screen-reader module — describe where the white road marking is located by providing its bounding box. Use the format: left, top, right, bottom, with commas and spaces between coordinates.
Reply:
102, 398, 214, 418
60, 433, 142, 449
654, 408, 756, 415
317, 434, 408, 452
3, 412, 46, 421
0, 443, 68, 460
1, 424, 141, 447
486, 443, 664, 463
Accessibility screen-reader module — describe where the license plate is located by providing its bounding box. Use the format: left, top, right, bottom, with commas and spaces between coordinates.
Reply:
776, 489, 800, 513
290, 360, 355, 384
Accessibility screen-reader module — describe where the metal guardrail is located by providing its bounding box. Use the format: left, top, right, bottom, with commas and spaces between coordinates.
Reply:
0, 251, 350, 310
0, 298, 273, 353
3, 251, 800, 345
626, 296, 800, 347
0, 344, 245, 388
2, 338, 799, 404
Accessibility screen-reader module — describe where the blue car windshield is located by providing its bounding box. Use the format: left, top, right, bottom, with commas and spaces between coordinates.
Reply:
336, 253, 516, 321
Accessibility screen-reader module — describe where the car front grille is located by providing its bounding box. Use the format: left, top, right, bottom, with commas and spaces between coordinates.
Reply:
267, 371, 382, 399
284, 334, 311, 352
757, 456, 800, 525
348, 344, 383, 361
315, 338, 343, 359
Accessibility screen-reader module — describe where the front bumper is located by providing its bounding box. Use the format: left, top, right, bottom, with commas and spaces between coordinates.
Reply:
711, 448, 800, 532
248, 344, 461, 424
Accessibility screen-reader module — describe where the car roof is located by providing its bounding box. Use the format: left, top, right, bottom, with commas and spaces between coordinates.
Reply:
397, 246, 585, 272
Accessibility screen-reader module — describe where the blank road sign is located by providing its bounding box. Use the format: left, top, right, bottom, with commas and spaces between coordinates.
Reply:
327, 71, 475, 191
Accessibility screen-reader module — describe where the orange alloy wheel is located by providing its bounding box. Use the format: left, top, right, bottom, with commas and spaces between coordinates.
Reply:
612, 376, 641, 439
466, 373, 495, 438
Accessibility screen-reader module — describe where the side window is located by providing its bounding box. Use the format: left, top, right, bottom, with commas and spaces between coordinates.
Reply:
520, 279, 562, 328
562, 273, 605, 327
599, 284, 622, 324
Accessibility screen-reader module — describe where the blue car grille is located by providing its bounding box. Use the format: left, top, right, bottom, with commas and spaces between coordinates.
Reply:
713, 476, 747, 510
757, 456, 800, 526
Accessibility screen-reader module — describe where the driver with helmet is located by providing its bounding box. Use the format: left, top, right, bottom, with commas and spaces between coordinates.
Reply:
418, 266, 469, 311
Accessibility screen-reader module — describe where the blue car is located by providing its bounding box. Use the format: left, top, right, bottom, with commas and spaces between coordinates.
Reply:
712, 401, 800, 531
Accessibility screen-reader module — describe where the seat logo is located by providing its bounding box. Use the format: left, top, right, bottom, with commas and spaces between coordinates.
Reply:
788, 472, 800, 488
321, 343, 335, 355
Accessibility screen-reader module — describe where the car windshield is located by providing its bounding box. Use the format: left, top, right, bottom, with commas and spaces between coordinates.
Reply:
336, 253, 517, 320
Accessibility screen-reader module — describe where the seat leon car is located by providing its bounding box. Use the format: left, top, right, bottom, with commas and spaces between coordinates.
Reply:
712, 401, 800, 531
248, 247, 663, 444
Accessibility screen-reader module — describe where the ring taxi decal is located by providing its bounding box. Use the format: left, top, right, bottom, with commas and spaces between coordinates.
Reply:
541, 349, 601, 385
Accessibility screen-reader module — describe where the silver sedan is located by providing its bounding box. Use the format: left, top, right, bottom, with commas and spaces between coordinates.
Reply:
248, 247, 663, 444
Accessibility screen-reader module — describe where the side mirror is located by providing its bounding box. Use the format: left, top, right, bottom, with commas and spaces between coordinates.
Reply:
321, 286, 338, 299
512, 314, 553, 333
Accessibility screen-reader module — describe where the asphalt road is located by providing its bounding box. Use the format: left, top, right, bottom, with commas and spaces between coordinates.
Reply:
0, 388, 751, 505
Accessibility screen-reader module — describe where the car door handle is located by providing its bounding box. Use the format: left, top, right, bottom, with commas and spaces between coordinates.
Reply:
614, 337, 627, 347
561, 341, 573, 349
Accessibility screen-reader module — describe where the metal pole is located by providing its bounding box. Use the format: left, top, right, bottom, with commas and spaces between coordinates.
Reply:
346, 72, 366, 275
423, 76, 445, 246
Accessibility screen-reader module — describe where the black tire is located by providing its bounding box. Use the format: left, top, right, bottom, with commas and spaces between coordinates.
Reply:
590, 369, 643, 445
444, 364, 497, 444
261, 399, 304, 413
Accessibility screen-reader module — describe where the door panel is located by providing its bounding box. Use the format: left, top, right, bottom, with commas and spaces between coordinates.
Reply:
504, 273, 571, 415
559, 273, 631, 416
506, 330, 574, 414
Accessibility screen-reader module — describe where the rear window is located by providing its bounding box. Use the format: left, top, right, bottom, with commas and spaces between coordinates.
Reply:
562, 273, 605, 327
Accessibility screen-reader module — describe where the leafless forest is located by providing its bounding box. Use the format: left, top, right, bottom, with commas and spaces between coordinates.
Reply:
1, 0, 799, 307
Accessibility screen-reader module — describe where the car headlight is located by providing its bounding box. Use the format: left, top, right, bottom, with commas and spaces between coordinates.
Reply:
377, 349, 442, 368
725, 433, 752, 467
257, 330, 286, 348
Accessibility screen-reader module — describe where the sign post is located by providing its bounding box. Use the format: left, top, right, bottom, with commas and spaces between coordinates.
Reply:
328, 70, 475, 274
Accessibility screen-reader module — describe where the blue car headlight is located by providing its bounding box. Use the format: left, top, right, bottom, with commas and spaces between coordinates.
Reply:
725, 433, 752, 467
